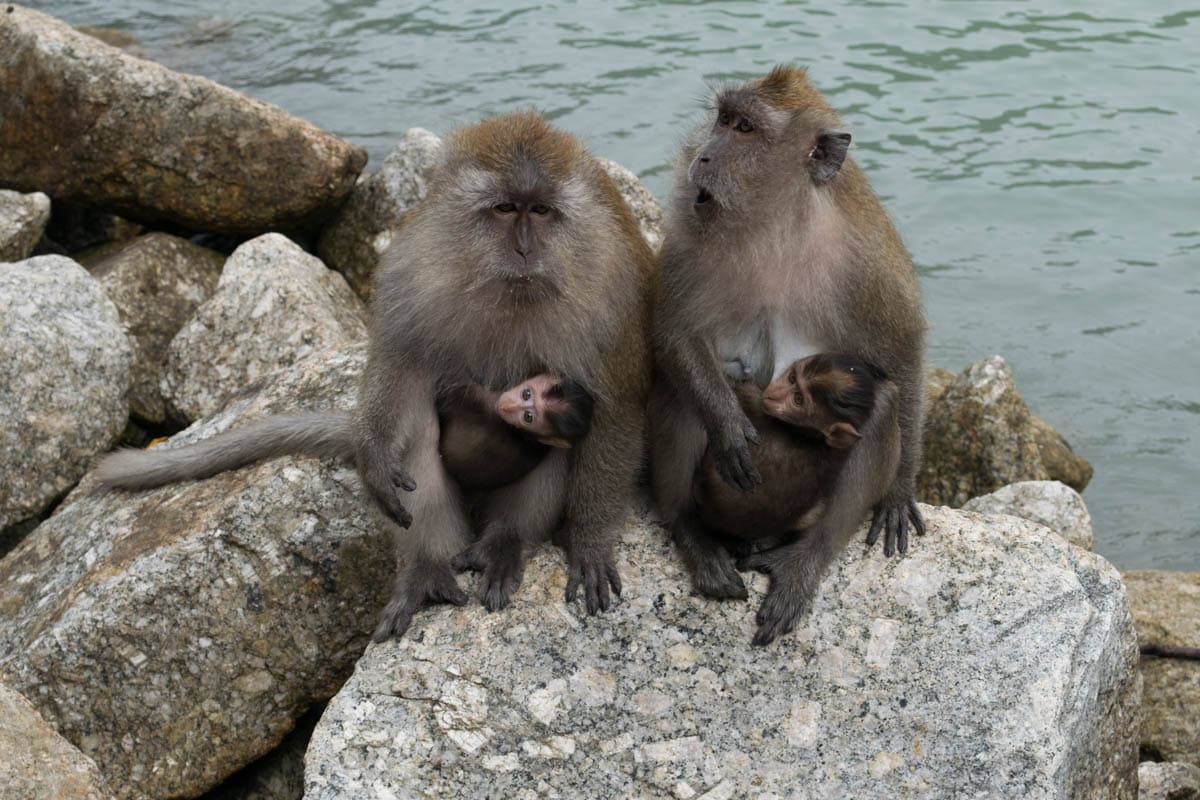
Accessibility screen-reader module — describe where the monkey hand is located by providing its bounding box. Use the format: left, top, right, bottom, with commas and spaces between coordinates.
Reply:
711, 413, 762, 492
866, 491, 926, 557
452, 528, 527, 612
363, 458, 418, 529
565, 544, 622, 615
372, 559, 468, 642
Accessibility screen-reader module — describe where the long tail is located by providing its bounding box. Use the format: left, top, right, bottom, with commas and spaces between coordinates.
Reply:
96, 412, 356, 491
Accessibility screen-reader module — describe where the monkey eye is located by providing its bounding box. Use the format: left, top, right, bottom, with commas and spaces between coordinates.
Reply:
521, 387, 532, 401
718, 110, 731, 126
530, 203, 550, 215
494, 202, 517, 213
793, 392, 804, 405
735, 118, 755, 133
523, 410, 534, 424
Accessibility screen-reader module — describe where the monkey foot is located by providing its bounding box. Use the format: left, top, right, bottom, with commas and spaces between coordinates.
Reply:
866, 494, 925, 557
751, 582, 811, 647
693, 554, 748, 600
452, 532, 527, 612
371, 562, 467, 642
565, 548, 622, 615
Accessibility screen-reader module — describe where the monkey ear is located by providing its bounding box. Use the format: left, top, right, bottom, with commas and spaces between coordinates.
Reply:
538, 436, 573, 449
824, 422, 861, 449
808, 131, 851, 184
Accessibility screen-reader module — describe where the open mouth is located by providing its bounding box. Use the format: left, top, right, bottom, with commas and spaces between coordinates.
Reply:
694, 188, 713, 206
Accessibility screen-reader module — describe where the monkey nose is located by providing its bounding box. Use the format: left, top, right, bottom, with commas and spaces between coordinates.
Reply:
498, 398, 519, 415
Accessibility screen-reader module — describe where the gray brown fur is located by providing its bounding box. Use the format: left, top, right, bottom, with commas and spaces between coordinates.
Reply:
649, 65, 926, 645
95, 412, 355, 490
355, 110, 656, 638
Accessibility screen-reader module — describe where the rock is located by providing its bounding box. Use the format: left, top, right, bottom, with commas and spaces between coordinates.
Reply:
0, 6, 366, 234
305, 506, 1139, 799
316, 128, 443, 299
0, 345, 391, 800
43, 201, 143, 255
75, 24, 146, 57
0, 255, 131, 529
597, 157, 664, 250
161, 233, 367, 422
201, 705, 323, 800
1123, 571, 1200, 767
1032, 415, 1094, 492
79, 233, 225, 424
1139, 762, 1200, 800
925, 365, 956, 404
963, 480, 1094, 550
0, 187, 51, 261
919, 356, 1051, 507
0, 682, 114, 800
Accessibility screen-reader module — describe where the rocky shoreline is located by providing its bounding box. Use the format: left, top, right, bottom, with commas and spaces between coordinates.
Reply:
2, 5, 1196, 799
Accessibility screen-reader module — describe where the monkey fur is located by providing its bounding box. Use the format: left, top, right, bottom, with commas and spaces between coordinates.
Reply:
650, 65, 926, 644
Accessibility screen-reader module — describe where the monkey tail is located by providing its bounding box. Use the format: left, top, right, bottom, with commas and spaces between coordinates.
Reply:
95, 411, 356, 491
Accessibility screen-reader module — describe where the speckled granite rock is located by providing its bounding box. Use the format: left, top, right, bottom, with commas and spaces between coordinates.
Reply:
304, 506, 1139, 799
0, 188, 51, 261
597, 157, 664, 250
0, 682, 114, 800
1138, 762, 1200, 799
80, 233, 225, 423
0, 255, 131, 529
161, 233, 367, 423
922, 360, 1092, 495
0, 345, 387, 800
201, 705, 323, 800
963, 480, 1093, 550
0, 6, 365, 234
316, 128, 443, 299
1123, 571, 1200, 767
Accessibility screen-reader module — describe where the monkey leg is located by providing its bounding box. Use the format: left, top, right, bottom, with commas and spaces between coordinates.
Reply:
737, 388, 901, 646
650, 382, 749, 600
453, 449, 570, 612
371, 403, 473, 642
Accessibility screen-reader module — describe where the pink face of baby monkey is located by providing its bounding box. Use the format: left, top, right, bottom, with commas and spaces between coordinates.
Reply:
495, 374, 574, 447
761, 356, 866, 450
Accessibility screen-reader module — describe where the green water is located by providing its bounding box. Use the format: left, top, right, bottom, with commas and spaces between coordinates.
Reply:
31, 1, 1200, 570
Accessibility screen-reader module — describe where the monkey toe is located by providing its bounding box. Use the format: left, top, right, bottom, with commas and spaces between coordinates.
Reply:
480, 554, 526, 612
390, 467, 417, 492
451, 545, 485, 573
907, 499, 927, 537
372, 601, 416, 642
606, 563, 623, 597
752, 575, 812, 645
695, 561, 748, 600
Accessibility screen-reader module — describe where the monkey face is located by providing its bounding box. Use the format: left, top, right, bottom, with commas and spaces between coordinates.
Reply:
497, 374, 560, 437
762, 355, 873, 449
687, 92, 787, 215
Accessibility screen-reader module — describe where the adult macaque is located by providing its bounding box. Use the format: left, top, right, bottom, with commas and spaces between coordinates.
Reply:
650, 65, 927, 645
99, 111, 656, 639
440, 374, 595, 492
695, 354, 891, 545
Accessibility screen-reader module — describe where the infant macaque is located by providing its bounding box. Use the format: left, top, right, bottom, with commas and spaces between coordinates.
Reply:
440, 374, 594, 492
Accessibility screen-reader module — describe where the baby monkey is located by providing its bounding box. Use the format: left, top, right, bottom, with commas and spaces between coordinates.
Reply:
440, 374, 595, 492
695, 354, 882, 541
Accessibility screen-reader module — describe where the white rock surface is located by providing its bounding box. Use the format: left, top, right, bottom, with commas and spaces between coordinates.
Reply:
161, 233, 367, 422
1138, 761, 1200, 799
963, 480, 1094, 550
0, 255, 131, 528
304, 506, 1139, 799
597, 157, 664, 250
0, 188, 51, 261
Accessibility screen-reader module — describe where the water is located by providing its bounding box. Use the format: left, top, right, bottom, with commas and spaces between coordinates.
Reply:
29, 1, 1200, 570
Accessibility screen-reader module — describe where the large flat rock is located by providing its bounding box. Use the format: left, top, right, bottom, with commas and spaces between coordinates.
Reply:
0, 255, 131, 529
0, 6, 366, 234
0, 345, 390, 800
304, 506, 1139, 799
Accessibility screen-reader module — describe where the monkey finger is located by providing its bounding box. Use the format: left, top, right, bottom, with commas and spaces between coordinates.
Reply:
883, 506, 901, 557
736, 552, 772, 575
565, 568, 582, 604
390, 468, 417, 492
896, 513, 910, 555
908, 499, 927, 537
606, 563, 623, 597
866, 508, 885, 547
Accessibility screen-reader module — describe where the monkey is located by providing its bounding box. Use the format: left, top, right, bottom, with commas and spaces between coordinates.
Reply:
694, 354, 888, 542
649, 64, 926, 645
97, 110, 656, 639
439, 373, 595, 492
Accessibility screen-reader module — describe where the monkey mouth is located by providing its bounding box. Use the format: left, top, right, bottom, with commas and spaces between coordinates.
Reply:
694, 188, 714, 206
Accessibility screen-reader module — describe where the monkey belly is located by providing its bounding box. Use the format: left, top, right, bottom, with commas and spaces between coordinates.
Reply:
439, 418, 548, 492
693, 432, 827, 540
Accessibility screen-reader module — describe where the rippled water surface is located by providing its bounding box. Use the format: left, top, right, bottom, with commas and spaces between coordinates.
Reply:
33, 1, 1200, 569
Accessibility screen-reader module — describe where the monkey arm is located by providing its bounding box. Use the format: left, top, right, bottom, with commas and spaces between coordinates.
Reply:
656, 332, 762, 491
864, 347, 927, 556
